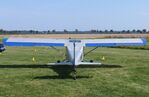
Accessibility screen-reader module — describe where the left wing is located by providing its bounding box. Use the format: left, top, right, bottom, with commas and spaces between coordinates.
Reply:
3, 38, 67, 47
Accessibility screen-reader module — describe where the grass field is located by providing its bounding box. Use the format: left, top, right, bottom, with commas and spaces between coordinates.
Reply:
0, 38, 149, 97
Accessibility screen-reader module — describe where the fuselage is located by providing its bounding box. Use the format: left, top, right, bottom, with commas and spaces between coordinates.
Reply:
65, 40, 84, 66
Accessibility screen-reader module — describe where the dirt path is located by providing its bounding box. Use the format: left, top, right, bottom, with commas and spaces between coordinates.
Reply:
0, 34, 148, 39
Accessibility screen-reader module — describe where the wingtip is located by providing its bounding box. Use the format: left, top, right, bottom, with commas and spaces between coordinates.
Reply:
2, 38, 8, 44
141, 38, 147, 46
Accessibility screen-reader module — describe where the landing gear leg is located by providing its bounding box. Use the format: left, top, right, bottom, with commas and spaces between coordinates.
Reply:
72, 67, 77, 80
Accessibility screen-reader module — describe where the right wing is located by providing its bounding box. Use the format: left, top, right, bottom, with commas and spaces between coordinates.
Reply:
3, 38, 67, 47
82, 38, 146, 47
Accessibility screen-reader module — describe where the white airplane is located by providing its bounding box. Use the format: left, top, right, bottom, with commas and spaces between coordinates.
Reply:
2, 38, 146, 79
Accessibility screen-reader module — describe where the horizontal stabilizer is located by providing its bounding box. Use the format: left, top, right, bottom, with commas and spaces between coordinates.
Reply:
47, 62, 72, 66
78, 62, 102, 65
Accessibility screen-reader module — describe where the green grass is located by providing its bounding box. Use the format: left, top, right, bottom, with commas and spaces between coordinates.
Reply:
0, 46, 149, 97
0, 38, 2, 42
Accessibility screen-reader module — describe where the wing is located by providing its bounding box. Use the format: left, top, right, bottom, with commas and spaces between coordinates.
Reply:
82, 38, 146, 47
3, 38, 67, 47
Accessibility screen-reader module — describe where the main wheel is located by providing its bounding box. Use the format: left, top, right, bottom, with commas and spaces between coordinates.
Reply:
90, 60, 94, 63
57, 60, 61, 63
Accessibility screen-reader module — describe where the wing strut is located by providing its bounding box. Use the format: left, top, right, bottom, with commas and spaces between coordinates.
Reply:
84, 47, 99, 56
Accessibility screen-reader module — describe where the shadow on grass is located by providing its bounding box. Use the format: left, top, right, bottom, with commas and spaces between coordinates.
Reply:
34, 75, 91, 80
0, 64, 50, 68
0, 64, 122, 68
0, 64, 122, 79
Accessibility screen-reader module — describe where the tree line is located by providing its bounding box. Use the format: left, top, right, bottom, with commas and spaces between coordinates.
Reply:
0, 29, 149, 34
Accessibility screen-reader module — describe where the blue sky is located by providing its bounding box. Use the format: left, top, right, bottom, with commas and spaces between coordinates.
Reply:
0, 0, 149, 30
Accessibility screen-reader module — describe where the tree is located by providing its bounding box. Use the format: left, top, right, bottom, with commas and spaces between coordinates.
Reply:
35, 31, 39, 34
0, 29, 3, 34
52, 30, 56, 32
29, 30, 34, 34
75, 29, 78, 32
47, 30, 50, 34
110, 29, 114, 33
105, 30, 108, 33
64, 29, 67, 32
127, 30, 130, 33
132, 29, 136, 33
99, 30, 103, 33
122, 30, 125, 33
91, 29, 97, 32
137, 30, 141, 33
142, 29, 147, 33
